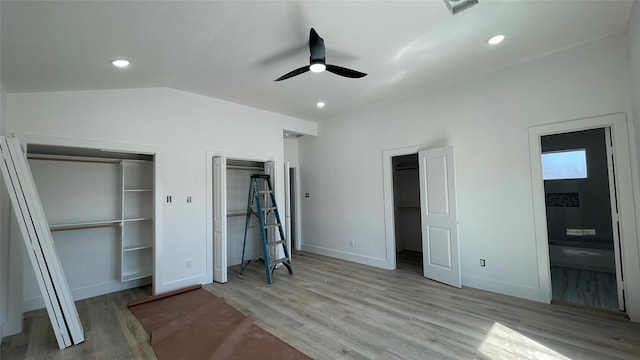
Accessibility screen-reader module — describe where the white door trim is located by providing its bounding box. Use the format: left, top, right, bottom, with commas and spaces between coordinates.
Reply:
605, 127, 626, 311
528, 113, 640, 320
382, 144, 428, 270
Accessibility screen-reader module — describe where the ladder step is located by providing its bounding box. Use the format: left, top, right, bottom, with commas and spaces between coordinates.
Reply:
258, 190, 272, 194
267, 240, 284, 246
272, 257, 289, 265
262, 207, 276, 211
264, 223, 280, 228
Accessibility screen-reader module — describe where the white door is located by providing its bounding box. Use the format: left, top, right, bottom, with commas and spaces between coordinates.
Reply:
606, 128, 626, 311
213, 156, 227, 283
419, 146, 461, 288
264, 161, 275, 182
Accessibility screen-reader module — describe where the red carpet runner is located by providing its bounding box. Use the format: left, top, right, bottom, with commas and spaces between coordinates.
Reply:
128, 285, 311, 360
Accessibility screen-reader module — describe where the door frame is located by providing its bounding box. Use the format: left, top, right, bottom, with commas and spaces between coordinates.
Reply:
284, 162, 303, 253
382, 144, 428, 270
528, 113, 640, 320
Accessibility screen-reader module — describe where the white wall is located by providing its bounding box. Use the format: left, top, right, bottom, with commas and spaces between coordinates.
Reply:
299, 34, 637, 305
284, 138, 299, 164
0, 0, 7, 338
629, 0, 640, 173
5, 88, 316, 326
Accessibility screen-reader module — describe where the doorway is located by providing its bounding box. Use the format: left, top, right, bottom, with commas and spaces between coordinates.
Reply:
288, 167, 297, 252
210, 155, 275, 283
391, 154, 423, 273
383, 145, 462, 288
541, 128, 624, 312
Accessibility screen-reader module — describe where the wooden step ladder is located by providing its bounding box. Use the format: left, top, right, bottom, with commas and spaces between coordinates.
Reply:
239, 174, 293, 284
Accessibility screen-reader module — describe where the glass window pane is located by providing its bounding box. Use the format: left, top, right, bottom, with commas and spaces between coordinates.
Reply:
541, 150, 587, 180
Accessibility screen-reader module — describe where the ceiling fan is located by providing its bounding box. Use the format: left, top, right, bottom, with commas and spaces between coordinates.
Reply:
275, 28, 367, 81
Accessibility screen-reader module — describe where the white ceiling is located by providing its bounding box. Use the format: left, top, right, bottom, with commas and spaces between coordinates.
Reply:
1, 1, 634, 122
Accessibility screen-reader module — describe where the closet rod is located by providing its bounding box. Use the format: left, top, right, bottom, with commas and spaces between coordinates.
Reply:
50, 222, 121, 232
27, 154, 122, 164
227, 211, 247, 217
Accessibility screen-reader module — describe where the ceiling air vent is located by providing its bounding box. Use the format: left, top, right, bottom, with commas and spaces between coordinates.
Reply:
444, 0, 479, 15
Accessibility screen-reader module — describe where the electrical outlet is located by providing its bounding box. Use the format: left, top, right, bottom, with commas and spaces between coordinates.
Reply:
480, 259, 486, 267
186, 258, 192, 269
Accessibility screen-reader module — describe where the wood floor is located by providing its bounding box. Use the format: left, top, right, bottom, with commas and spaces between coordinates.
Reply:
551, 265, 619, 312
3, 252, 640, 359
0, 287, 155, 360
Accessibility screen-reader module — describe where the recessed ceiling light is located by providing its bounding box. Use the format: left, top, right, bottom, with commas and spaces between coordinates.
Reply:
111, 59, 130, 68
487, 34, 505, 45
316, 101, 325, 108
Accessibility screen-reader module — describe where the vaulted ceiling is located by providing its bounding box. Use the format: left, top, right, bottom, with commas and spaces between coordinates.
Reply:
1, 1, 634, 122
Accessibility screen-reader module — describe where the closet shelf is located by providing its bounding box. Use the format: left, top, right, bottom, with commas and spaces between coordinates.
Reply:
395, 204, 420, 208
227, 165, 264, 171
50, 220, 121, 232
122, 266, 152, 281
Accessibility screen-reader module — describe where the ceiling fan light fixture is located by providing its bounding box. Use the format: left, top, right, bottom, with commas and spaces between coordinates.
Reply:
310, 62, 326, 73
443, 0, 479, 15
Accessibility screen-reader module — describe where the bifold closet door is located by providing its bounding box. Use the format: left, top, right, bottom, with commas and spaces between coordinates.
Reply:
213, 156, 227, 283
0, 136, 84, 349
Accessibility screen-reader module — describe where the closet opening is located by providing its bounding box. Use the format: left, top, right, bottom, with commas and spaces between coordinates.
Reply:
541, 128, 625, 312
21, 143, 155, 311
391, 153, 423, 273
225, 159, 268, 268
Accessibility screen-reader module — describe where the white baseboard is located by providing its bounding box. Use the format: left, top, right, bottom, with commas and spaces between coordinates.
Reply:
462, 274, 544, 303
157, 273, 209, 295
23, 278, 151, 312
299, 245, 545, 304
301, 244, 388, 269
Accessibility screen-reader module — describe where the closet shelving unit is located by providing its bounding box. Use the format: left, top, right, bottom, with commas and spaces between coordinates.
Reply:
121, 159, 154, 281
26, 150, 154, 283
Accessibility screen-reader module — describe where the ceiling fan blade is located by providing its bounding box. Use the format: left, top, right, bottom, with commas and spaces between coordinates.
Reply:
325, 64, 367, 78
274, 66, 310, 81
309, 28, 326, 62
257, 43, 308, 67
